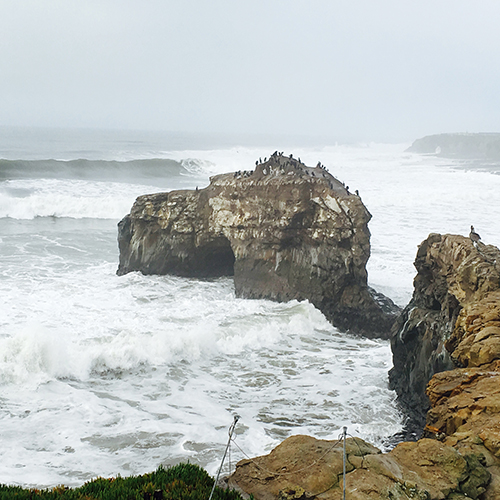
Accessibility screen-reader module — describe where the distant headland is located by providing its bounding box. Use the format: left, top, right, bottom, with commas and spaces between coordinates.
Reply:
407, 132, 500, 160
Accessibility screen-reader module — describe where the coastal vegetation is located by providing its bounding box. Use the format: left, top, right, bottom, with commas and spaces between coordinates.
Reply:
0, 463, 244, 500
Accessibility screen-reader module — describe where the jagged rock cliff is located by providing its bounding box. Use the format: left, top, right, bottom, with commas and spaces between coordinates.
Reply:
389, 233, 500, 426
227, 234, 500, 499
117, 153, 399, 338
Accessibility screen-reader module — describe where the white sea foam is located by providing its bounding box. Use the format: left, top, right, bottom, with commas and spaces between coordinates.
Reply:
0, 260, 400, 487
0, 179, 168, 220
1, 140, 500, 489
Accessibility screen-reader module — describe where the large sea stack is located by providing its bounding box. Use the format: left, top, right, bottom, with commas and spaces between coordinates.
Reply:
117, 154, 398, 338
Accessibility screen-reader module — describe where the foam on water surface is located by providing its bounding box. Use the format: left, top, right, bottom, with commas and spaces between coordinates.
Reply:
0, 255, 400, 487
1, 136, 500, 488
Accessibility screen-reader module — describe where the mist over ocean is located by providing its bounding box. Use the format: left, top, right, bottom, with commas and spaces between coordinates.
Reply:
1, 127, 500, 488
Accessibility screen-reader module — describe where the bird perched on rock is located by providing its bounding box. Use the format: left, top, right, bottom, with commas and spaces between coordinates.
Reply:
469, 225, 481, 245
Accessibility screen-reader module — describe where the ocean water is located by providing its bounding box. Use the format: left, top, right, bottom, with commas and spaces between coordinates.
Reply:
1, 128, 499, 488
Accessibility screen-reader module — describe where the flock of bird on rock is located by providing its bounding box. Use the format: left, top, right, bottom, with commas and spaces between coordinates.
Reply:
229, 153, 484, 244
232, 151, 358, 196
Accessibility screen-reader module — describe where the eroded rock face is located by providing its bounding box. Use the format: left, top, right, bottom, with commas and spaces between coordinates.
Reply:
227, 234, 500, 499
226, 434, 491, 500
385, 232, 500, 499
389, 234, 500, 426
117, 154, 399, 337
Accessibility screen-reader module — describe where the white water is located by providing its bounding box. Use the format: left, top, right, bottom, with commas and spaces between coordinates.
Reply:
1, 130, 499, 488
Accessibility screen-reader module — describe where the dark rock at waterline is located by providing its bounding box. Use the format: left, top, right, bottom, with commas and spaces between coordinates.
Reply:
389, 233, 500, 430
117, 154, 400, 338
406, 132, 500, 160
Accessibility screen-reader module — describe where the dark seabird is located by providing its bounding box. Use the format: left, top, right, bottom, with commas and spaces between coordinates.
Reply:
469, 225, 481, 244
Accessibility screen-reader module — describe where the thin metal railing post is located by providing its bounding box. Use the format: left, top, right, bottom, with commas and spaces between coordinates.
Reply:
208, 415, 240, 500
342, 426, 347, 500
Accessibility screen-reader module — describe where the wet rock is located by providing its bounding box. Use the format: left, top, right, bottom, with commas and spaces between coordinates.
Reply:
117, 155, 399, 338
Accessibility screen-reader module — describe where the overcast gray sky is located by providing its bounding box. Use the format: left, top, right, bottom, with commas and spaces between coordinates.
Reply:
1, 0, 499, 141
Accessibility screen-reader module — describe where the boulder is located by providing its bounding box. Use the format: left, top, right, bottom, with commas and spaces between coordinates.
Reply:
117, 154, 399, 338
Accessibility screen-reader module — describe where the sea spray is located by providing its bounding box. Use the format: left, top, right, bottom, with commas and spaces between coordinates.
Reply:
1, 132, 499, 488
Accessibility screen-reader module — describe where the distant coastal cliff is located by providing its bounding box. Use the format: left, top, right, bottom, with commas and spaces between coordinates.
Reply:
117, 152, 399, 338
407, 133, 500, 160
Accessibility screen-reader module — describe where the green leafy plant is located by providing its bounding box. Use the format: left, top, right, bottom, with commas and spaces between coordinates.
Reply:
0, 463, 244, 500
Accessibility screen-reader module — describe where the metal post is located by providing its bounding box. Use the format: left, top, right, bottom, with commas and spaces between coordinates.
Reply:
208, 415, 240, 500
342, 426, 347, 500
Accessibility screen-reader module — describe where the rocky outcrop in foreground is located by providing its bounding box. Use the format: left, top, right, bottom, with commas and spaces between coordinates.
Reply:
389, 234, 500, 426
406, 133, 500, 160
227, 434, 491, 500
117, 153, 398, 338
227, 235, 500, 499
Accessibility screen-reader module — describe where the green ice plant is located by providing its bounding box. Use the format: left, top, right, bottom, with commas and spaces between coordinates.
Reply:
0, 463, 244, 500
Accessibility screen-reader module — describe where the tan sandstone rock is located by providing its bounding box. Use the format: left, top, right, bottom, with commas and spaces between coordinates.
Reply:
227, 435, 490, 500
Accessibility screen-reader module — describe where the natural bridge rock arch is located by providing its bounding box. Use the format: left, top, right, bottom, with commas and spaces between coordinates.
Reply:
117, 155, 399, 338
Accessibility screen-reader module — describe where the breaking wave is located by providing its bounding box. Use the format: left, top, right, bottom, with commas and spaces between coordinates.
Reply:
0, 157, 218, 219
0, 158, 197, 182
0, 179, 148, 219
